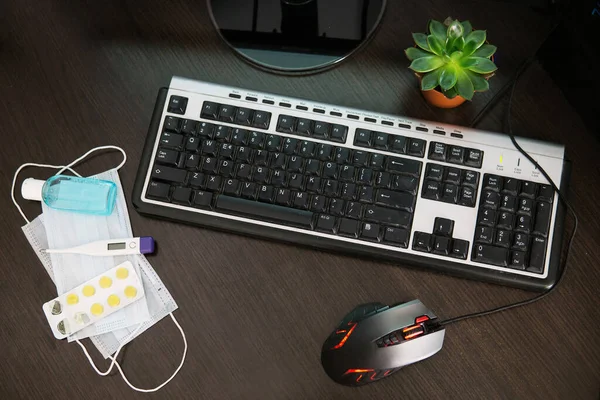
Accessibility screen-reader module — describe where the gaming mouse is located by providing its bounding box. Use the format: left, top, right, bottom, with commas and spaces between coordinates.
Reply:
321, 300, 445, 386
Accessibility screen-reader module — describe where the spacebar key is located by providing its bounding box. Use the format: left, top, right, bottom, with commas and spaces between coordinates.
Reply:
216, 196, 314, 229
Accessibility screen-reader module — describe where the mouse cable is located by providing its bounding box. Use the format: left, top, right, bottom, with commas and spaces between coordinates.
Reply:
437, 52, 579, 328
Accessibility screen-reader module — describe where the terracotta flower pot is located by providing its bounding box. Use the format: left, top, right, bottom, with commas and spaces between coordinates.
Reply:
421, 84, 467, 108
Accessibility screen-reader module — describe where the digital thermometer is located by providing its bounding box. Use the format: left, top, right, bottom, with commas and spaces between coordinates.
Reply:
42, 237, 155, 256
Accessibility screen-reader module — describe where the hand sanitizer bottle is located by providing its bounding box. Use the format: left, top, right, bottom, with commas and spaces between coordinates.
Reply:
21, 175, 117, 215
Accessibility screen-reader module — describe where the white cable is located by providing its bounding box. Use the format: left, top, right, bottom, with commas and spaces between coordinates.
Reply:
76, 313, 187, 393
56, 145, 127, 175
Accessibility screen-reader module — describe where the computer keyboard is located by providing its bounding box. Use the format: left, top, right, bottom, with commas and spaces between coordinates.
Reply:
132, 76, 569, 291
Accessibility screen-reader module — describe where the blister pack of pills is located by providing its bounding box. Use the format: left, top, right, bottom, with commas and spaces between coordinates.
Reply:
42, 261, 145, 339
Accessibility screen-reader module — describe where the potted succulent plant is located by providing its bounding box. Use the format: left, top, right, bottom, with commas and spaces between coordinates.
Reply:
405, 18, 497, 108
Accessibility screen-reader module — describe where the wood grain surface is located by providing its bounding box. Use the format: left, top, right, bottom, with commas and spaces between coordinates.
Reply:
1, 1, 598, 399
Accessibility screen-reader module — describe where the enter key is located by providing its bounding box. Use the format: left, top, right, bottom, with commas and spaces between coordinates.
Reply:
375, 189, 415, 212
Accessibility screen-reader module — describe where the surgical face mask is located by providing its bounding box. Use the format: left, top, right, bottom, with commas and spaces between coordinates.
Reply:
12, 146, 187, 393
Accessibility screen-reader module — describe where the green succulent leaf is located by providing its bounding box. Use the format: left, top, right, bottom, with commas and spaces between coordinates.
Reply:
409, 56, 446, 73
429, 20, 447, 44
466, 70, 489, 92
453, 36, 465, 51
421, 70, 441, 91
471, 44, 497, 58
458, 57, 478, 68
447, 20, 464, 39
413, 33, 430, 51
461, 20, 473, 37
463, 30, 487, 55
450, 51, 463, 61
465, 57, 497, 74
405, 47, 431, 61
455, 70, 475, 100
427, 35, 445, 56
442, 87, 459, 99
439, 65, 458, 90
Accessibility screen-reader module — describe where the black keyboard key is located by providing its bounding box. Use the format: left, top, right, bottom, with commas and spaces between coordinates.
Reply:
306, 177, 321, 193
265, 135, 282, 152
428, 142, 447, 161
364, 205, 411, 228
330, 125, 348, 143
164, 116, 181, 132
375, 189, 415, 212
277, 115, 295, 133
502, 178, 520, 196
288, 156, 304, 173
313, 121, 330, 138
257, 185, 275, 202
292, 191, 309, 209
236, 146, 252, 163
355, 129, 372, 147
369, 153, 385, 170
338, 218, 359, 238
197, 122, 215, 138
329, 198, 345, 216
483, 175, 502, 192
283, 138, 299, 155
299, 141, 315, 158
185, 153, 200, 169
248, 132, 265, 148
352, 151, 369, 166
201, 101, 219, 119
433, 217, 454, 237
475, 226, 494, 244
359, 186, 374, 203
206, 175, 222, 191
341, 183, 357, 200
357, 168, 373, 185
360, 223, 380, 241
533, 201, 552, 237
497, 211, 514, 230
185, 137, 200, 152
340, 165, 355, 182
160, 132, 184, 148
305, 159, 321, 176
509, 251, 527, 270
500, 195, 517, 212
458, 186, 476, 207
451, 239, 469, 259
316, 143, 333, 161
218, 104, 235, 122
335, 147, 351, 164
482, 191, 500, 209
392, 175, 418, 195
323, 162, 338, 179
465, 149, 483, 168
231, 128, 249, 145
383, 227, 408, 248
527, 237, 547, 273
346, 202, 362, 219
234, 107, 253, 126
444, 168, 461, 185
275, 188, 292, 206
254, 150, 269, 166
217, 195, 314, 228
386, 157, 421, 177
241, 182, 258, 199
213, 126, 229, 142
448, 146, 465, 164
193, 190, 213, 208
270, 153, 287, 169
219, 143, 234, 159
252, 166, 270, 184
181, 119, 196, 135
202, 157, 218, 174
412, 232, 432, 252
390, 136, 407, 154
289, 173, 304, 190
495, 230, 511, 248
425, 164, 444, 181
271, 170, 287, 187
515, 215, 531, 233
518, 198, 534, 216
252, 110, 271, 129
323, 179, 339, 196
375, 172, 391, 188
520, 181, 537, 198
156, 149, 180, 166
316, 214, 336, 233
373, 132, 389, 150
201, 139, 217, 156
422, 180, 441, 201
462, 170, 479, 188
432, 236, 451, 255
311, 195, 327, 212
296, 118, 313, 136
408, 139, 426, 157
152, 165, 186, 184
477, 209, 496, 227
512, 233, 529, 252
223, 179, 241, 196
147, 181, 170, 201
472, 244, 508, 267
442, 184, 458, 204
538, 184, 554, 203
189, 171, 205, 188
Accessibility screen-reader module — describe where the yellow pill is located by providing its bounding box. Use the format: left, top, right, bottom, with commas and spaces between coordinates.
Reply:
82, 285, 95, 297
116, 267, 129, 280
66, 293, 79, 305
91, 303, 104, 316
107, 294, 120, 307
124, 286, 137, 299
99, 276, 112, 289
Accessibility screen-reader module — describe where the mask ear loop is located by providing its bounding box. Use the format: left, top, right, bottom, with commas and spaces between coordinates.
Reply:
75, 313, 187, 393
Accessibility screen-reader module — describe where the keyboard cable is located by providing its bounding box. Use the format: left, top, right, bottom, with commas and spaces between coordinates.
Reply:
436, 43, 579, 327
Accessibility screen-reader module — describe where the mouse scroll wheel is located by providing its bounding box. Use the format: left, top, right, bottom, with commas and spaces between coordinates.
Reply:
402, 324, 425, 340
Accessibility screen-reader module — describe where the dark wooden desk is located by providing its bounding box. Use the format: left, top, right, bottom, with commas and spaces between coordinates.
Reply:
1, 1, 598, 399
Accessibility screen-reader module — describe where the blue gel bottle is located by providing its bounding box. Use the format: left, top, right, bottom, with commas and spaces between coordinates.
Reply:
21, 175, 117, 216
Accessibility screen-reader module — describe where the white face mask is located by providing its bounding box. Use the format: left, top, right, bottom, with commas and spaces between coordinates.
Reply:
12, 146, 187, 393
